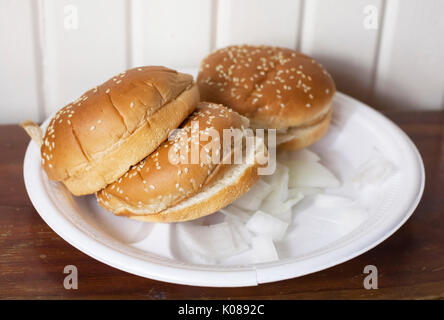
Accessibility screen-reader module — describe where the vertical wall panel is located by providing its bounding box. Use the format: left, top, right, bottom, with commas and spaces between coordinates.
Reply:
300, 0, 384, 104
216, 0, 302, 49
373, 0, 444, 110
131, 0, 213, 68
0, 0, 41, 124
42, 0, 128, 115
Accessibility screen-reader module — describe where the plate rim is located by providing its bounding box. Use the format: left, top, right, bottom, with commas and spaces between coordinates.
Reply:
23, 92, 425, 287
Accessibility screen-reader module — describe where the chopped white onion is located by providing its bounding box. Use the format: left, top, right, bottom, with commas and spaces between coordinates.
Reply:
220, 205, 252, 223
251, 236, 279, 263
177, 222, 243, 262
261, 163, 289, 213
246, 211, 289, 241
281, 193, 304, 212
232, 179, 272, 211
288, 187, 322, 197
287, 159, 341, 188
272, 208, 293, 223
172, 145, 371, 265
225, 215, 254, 245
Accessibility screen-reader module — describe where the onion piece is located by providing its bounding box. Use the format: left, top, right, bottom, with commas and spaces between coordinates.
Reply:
220, 205, 252, 223
287, 159, 341, 188
281, 193, 304, 212
176, 222, 242, 262
225, 215, 254, 245
261, 163, 289, 213
246, 211, 289, 241
272, 208, 293, 223
288, 187, 322, 197
251, 236, 279, 263
232, 179, 272, 211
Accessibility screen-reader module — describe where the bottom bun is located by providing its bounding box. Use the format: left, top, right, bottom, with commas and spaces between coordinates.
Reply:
278, 109, 332, 151
123, 138, 265, 223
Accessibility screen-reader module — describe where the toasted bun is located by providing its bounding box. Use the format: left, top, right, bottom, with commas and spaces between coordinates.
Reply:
277, 108, 332, 150
97, 102, 264, 222
41, 66, 199, 195
197, 45, 335, 146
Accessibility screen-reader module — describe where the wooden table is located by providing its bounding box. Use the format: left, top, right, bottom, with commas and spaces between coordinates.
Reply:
1, 110, 443, 300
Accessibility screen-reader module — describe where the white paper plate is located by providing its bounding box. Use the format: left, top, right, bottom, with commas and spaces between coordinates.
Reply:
24, 90, 425, 287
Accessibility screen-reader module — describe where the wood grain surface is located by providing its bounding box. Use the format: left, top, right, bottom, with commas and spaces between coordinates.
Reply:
1, 110, 443, 299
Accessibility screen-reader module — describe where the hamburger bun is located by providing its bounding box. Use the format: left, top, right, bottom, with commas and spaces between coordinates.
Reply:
97, 102, 266, 222
40, 66, 199, 195
197, 45, 335, 150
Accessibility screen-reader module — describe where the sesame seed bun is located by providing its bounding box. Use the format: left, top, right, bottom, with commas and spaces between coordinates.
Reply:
41, 66, 199, 196
97, 102, 265, 222
197, 45, 335, 149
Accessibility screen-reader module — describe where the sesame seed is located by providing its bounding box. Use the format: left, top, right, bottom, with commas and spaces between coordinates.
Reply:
105, 88, 110, 94
130, 102, 134, 108
90, 125, 95, 131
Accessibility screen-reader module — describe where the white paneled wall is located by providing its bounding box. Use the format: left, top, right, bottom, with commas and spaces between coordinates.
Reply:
0, 0, 42, 123
0, 0, 443, 124
374, 0, 444, 110
300, 0, 384, 104
216, 0, 302, 49
41, 0, 129, 114
131, 0, 214, 68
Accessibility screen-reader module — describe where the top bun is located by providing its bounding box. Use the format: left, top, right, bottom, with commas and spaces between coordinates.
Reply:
197, 45, 335, 130
41, 66, 199, 195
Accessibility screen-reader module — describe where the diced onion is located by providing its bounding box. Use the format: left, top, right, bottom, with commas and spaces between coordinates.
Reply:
281, 193, 304, 212
220, 205, 252, 223
251, 236, 279, 263
225, 215, 254, 245
232, 179, 272, 211
288, 187, 322, 197
177, 222, 243, 263
287, 159, 341, 188
261, 163, 289, 213
246, 211, 289, 241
